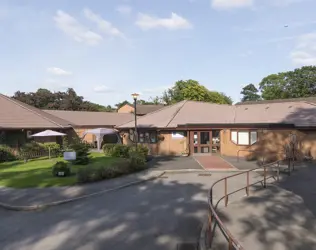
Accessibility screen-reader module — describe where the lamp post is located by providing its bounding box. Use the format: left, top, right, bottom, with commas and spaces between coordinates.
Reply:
131, 93, 139, 148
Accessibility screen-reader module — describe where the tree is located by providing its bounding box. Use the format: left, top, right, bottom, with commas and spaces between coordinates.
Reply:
115, 100, 131, 109
259, 66, 316, 100
240, 84, 261, 102
12, 88, 112, 112
162, 79, 232, 105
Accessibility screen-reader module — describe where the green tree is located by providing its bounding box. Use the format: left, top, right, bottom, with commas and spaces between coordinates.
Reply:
240, 84, 261, 102
259, 66, 316, 100
115, 100, 131, 109
12, 88, 112, 112
162, 79, 232, 105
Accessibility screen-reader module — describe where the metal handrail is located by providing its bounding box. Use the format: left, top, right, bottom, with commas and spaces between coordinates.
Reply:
207, 160, 284, 250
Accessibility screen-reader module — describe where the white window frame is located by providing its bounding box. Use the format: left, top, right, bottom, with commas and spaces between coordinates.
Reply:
231, 130, 258, 146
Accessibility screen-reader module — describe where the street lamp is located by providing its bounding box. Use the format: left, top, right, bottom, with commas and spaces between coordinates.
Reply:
131, 93, 139, 147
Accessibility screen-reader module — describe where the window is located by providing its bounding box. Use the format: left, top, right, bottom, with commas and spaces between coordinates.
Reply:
138, 130, 157, 144
231, 130, 258, 145
172, 131, 184, 139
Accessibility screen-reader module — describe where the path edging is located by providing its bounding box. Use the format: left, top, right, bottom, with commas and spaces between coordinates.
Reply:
0, 171, 166, 212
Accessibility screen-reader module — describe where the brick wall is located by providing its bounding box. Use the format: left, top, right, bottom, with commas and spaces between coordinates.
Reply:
118, 104, 134, 113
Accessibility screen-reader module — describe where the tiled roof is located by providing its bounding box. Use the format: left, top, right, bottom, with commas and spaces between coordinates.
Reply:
136, 104, 165, 115
44, 110, 134, 127
0, 94, 70, 129
236, 97, 316, 105
118, 100, 316, 128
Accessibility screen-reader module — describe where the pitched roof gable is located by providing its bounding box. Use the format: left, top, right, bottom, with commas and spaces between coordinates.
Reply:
44, 110, 134, 127
118, 100, 316, 128
0, 94, 70, 129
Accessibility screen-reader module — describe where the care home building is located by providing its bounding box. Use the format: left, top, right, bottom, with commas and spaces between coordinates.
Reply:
0, 94, 133, 147
118, 100, 316, 161
2, 92, 316, 162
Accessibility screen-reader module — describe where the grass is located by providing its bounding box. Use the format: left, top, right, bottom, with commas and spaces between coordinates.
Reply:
0, 152, 123, 188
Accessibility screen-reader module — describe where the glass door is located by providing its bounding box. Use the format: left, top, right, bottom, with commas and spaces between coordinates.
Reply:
193, 131, 211, 154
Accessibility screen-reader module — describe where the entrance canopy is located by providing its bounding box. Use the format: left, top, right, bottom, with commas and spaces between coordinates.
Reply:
82, 128, 121, 150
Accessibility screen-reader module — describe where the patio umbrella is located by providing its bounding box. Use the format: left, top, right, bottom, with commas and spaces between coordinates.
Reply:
31, 130, 66, 158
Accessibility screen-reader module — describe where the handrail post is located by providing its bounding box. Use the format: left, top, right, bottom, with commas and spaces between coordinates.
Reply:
208, 211, 212, 245
277, 161, 280, 182
288, 158, 291, 176
210, 189, 213, 207
246, 171, 249, 196
263, 165, 266, 188
224, 178, 228, 207
228, 237, 233, 250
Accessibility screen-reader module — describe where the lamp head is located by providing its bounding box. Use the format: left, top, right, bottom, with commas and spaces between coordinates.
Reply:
131, 93, 139, 100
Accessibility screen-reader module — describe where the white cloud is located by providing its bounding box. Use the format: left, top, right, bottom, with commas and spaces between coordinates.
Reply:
211, 0, 254, 10
83, 8, 124, 38
135, 12, 192, 30
93, 85, 114, 93
291, 33, 316, 66
142, 86, 171, 94
47, 67, 72, 76
116, 5, 132, 15
54, 10, 103, 46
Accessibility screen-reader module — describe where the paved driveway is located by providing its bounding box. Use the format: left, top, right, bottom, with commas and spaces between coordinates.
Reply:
148, 156, 203, 171
0, 172, 239, 250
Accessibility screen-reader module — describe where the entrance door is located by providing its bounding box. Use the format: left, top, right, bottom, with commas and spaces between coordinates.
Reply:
192, 131, 211, 154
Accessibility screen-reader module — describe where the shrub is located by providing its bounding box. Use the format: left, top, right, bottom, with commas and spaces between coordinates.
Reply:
103, 144, 130, 158
129, 151, 146, 171
129, 145, 149, 158
19, 141, 46, 160
41, 142, 62, 157
77, 159, 137, 183
52, 161, 71, 177
103, 144, 117, 156
69, 139, 90, 165
0, 145, 17, 163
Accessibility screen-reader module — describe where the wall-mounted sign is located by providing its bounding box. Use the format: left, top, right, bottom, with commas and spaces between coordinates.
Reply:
64, 152, 76, 161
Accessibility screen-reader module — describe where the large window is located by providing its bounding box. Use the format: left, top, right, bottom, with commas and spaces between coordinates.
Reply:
231, 130, 257, 145
138, 131, 157, 144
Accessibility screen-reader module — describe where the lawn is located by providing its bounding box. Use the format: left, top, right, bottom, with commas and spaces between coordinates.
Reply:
0, 152, 122, 188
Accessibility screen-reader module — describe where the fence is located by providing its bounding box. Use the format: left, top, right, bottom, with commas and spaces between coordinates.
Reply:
207, 160, 292, 250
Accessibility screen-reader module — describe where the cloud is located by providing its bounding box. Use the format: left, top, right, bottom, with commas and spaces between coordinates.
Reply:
83, 8, 124, 38
116, 5, 132, 15
211, 0, 254, 10
54, 10, 103, 46
47, 67, 72, 76
135, 12, 192, 30
290, 33, 316, 66
93, 85, 114, 93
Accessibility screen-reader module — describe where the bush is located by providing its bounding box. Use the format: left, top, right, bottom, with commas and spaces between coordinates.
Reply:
69, 139, 91, 165
52, 161, 71, 177
41, 142, 62, 157
19, 141, 46, 160
103, 144, 130, 158
103, 144, 117, 156
129, 145, 149, 158
129, 151, 146, 171
77, 160, 131, 183
0, 145, 17, 163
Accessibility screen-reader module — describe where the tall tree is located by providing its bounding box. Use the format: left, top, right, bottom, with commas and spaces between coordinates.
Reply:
240, 84, 261, 102
162, 79, 232, 105
259, 66, 316, 100
12, 88, 112, 112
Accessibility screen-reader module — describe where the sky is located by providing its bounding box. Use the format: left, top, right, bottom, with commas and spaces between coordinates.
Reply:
1, 0, 316, 106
